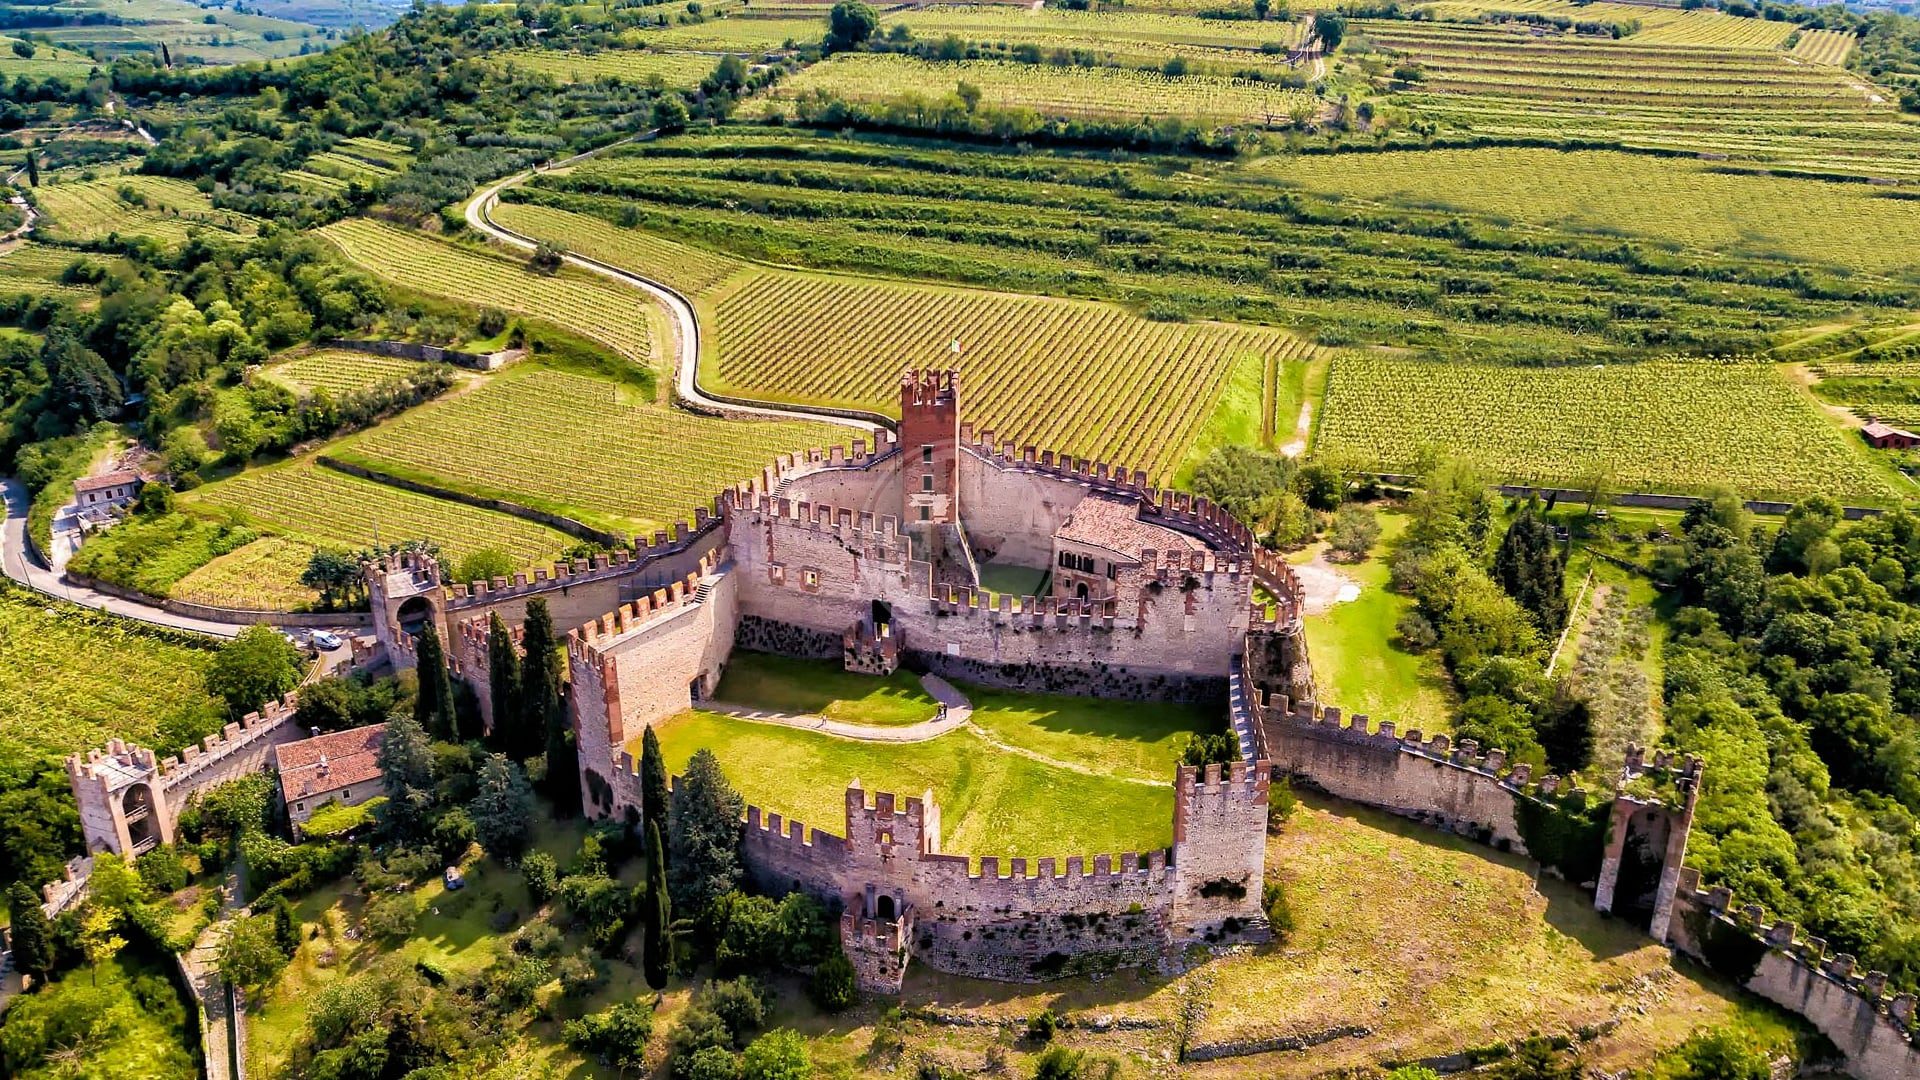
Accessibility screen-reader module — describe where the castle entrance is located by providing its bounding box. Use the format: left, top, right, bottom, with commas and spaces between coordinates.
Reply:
396, 595, 432, 638
871, 599, 892, 630
122, 783, 160, 855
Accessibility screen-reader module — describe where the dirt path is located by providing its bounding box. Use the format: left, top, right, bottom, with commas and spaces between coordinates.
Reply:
1289, 548, 1359, 615
1280, 400, 1312, 458
961, 724, 1170, 788
704, 673, 973, 742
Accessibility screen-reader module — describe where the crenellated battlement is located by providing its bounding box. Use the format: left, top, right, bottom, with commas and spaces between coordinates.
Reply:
565, 548, 728, 659
902, 368, 958, 407
934, 584, 1119, 629
729, 492, 908, 549
728, 433, 902, 504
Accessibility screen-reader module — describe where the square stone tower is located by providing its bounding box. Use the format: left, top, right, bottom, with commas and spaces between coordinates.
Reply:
900, 369, 959, 526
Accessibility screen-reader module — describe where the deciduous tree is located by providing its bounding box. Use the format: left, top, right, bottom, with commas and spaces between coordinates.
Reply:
6, 881, 53, 980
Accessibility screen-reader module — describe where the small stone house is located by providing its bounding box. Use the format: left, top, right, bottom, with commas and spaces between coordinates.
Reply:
274, 724, 386, 837
72, 470, 142, 524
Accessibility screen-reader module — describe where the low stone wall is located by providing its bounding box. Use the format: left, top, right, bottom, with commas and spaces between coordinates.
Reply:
316, 456, 625, 548
64, 573, 371, 627
734, 614, 842, 660
909, 649, 1228, 705
318, 337, 521, 371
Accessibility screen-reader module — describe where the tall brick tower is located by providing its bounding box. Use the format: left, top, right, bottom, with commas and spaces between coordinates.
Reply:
900, 369, 960, 526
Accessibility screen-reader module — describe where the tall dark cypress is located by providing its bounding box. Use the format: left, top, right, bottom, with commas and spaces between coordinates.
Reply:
413, 621, 458, 742
643, 820, 671, 990
486, 612, 522, 752
6, 881, 53, 980
1494, 501, 1567, 634
522, 599, 579, 815
641, 725, 669, 854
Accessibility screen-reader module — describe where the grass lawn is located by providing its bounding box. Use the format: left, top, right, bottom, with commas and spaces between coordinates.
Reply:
1297, 511, 1456, 733
712, 650, 940, 726
965, 685, 1211, 783
649, 710, 1176, 858
976, 560, 1050, 597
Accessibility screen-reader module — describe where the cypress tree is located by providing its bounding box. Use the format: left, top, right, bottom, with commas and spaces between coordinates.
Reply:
413, 621, 458, 742
23, 151, 38, 188
1495, 501, 1567, 634
486, 612, 522, 752
640, 725, 669, 853
6, 880, 54, 980
522, 599, 578, 815
643, 820, 670, 990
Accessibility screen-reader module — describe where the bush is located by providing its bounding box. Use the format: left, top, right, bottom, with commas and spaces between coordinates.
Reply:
1026, 1008, 1058, 1043
523, 850, 558, 904
136, 846, 190, 894
362, 891, 418, 941
1031, 1045, 1088, 1080
558, 950, 606, 997
704, 977, 766, 1041
809, 949, 858, 1012
564, 1000, 654, 1074
1268, 776, 1298, 829
687, 1046, 743, 1080
1262, 879, 1294, 937
741, 1029, 811, 1080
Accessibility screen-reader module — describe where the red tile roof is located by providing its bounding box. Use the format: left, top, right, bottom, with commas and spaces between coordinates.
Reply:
1055, 493, 1207, 561
1863, 421, 1917, 441
73, 470, 140, 494
275, 724, 386, 802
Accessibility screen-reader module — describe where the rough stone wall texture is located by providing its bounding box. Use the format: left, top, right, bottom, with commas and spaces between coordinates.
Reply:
735, 615, 844, 661
908, 650, 1226, 703
959, 456, 1083, 569
1668, 885, 1920, 1080
779, 456, 903, 521
1170, 763, 1272, 942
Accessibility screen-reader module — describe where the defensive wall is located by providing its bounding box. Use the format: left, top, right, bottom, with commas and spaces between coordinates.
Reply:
1668, 869, 1920, 1080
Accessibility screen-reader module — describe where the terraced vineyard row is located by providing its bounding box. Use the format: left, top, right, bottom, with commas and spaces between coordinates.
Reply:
182, 460, 579, 569
1415, 0, 1795, 48
34, 175, 259, 246
337, 136, 415, 167
752, 54, 1316, 125
1791, 28, 1858, 65
709, 271, 1318, 477
1253, 148, 1920, 276
261, 350, 441, 397
886, 6, 1309, 50
318, 218, 658, 366
490, 200, 745, 296
170, 537, 323, 611
306, 151, 399, 180
284, 169, 350, 193
335, 367, 849, 536
636, 16, 829, 50
500, 47, 723, 87
1316, 354, 1896, 502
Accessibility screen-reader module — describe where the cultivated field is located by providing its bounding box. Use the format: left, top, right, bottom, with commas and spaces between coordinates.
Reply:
706, 271, 1317, 479
499, 47, 723, 87
752, 53, 1316, 125
0, 35, 98, 78
1792, 27, 1858, 65
33, 175, 259, 246
330, 366, 849, 537
1315, 354, 1896, 501
1254, 147, 1920, 277
180, 459, 579, 570
636, 16, 830, 50
0, 583, 222, 760
889, 6, 1307, 51
260, 350, 441, 397
0, 243, 96, 300
318, 218, 660, 367
490, 200, 745, 296
169, 537, 324, 612
1414, 0, 1797, 48
18, 0, 326, 63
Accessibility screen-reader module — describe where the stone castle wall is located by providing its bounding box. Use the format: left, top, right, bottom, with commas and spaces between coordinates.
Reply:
1667, 870, 1919, 1080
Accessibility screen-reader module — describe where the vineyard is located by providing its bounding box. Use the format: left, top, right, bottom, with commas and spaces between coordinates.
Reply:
499, 48, 723, 88
751, 54, 1316, 125
170, 537, 324, 612
1314, 354, 1897, 502
34, 175, 260, 246
330, 366, 849, 537
261, 350, 444, 397
888, 7, 1307, 50
490, 201, 745, 296
0, 243, 95, 300
1792, 28, 1858, 65
1360, 20, 1920, 179
318, 218, 660, 367
0, 583, 223, 760
636, 16, 830, 50
1413, 0, 1796, 48
1254, 147, 1920, 277
705, 271, 1319, 478
180, 460, 579, 571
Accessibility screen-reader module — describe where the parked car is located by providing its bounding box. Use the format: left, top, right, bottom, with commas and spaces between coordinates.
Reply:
311, 630, 344, 651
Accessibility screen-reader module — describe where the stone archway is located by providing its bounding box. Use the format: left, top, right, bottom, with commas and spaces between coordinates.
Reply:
396, 595, 432, 638
122, 783, 160, 854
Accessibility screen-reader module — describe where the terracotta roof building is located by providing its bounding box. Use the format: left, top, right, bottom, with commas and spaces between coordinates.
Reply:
1052, 493, 1207, 602
1862, 421, 1920, 450
274, 724, 386, 835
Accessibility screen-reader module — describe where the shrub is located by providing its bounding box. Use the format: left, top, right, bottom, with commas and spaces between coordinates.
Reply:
362, 891, 418, 941
741, 1029, 811, 1080
1031, 1045, 1087, 1080
564, 1000, 654, 1074
522, 850, 558, 904
704, 977, 766, 1042
1268, 776, 1298, 828
809, 949, 858, 1013
558, 950, 606, 997
1025, 1008, 1058, 1043
687, 1046, 743, 1080
136, 846, 190, 894
1263, 879, 1294, 937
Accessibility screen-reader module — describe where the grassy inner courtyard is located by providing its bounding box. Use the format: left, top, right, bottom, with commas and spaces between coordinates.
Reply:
711, 651, 940, 726
644, 676, 1220, 858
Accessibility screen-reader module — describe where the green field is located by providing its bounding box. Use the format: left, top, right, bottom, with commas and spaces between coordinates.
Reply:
647, 705, 1184, 858
1253, 147, 1920, 278
329, 365, 848, 537
635, 15, 828, 50
489, 201, 744, 296
261, 349, 442, 397
0, 583, 222, 761
181, 459, 579, 571
499, 47, 724, 87
317, 219, 660, 367
1296, 512, 1456, 734
1316, 354, 1898, 502
170, 537, 324, 611
713, 651, 941, 726
15, 0, 330, 63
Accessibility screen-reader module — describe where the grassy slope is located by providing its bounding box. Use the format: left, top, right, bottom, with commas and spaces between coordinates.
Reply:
712, 651, 941, 726
648, 709, 1178, 858
1297, 512, 1456, 733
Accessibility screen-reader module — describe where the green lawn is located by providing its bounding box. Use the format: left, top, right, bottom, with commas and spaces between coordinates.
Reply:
649, 710, 1176, 858
713, 651, 940, 726
1297, 511, 1456, 733
966, 686, 1211, 783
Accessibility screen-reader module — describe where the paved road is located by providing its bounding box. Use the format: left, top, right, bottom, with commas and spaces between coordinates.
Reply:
463, 162, 880, 434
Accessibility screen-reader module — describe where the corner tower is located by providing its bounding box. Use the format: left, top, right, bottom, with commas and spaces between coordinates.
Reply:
899, 369, 959, 526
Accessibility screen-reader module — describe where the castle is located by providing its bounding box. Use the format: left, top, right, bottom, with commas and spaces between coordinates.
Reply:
43, 370, 1920, 1078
